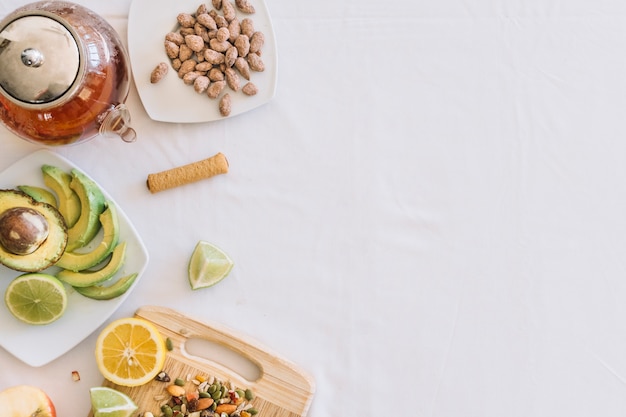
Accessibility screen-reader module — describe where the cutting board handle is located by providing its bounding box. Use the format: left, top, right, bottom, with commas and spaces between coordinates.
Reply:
134, 305, 315, 412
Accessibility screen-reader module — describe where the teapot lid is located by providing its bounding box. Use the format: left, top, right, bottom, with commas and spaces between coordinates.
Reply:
0, 14, 80, 105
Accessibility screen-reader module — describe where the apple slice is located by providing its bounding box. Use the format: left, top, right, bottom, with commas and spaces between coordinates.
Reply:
0, 385, 56, 417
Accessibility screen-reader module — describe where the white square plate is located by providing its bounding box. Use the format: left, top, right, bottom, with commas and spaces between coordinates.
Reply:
128, 0, 277, 123
0, 150, 149, 367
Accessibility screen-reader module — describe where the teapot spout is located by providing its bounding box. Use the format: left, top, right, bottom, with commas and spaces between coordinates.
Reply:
99, 104, 137, 143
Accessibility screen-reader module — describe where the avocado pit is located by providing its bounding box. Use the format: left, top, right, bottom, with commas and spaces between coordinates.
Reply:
0, 207, 50, 255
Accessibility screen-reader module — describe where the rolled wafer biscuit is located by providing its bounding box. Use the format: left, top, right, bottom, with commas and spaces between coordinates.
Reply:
147, 152, 228, 193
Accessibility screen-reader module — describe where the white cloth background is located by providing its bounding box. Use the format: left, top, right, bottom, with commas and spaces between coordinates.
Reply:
2, 0, 626, 415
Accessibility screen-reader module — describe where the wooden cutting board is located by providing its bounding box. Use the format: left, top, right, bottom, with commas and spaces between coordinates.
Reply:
88, 305, 315, 417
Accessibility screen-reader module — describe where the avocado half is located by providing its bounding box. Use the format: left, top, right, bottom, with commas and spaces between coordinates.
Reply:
0, 190, 68, 272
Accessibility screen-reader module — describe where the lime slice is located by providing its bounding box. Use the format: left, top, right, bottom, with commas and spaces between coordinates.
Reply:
4, 273, 67, 325
89, 387, 138, 417
188, 241, 234, 290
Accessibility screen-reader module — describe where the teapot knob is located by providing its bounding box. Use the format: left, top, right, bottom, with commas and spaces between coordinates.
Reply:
21, 48, 44, 67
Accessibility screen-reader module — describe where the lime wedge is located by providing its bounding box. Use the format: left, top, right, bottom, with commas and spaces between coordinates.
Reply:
188, 241, 234, 290
89, 387, 138, 417
4, 273, 67, 325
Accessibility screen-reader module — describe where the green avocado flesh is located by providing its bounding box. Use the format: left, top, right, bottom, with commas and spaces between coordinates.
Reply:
65, 169, 106, 252
0, 190, 68, 272
74, 273, 138, 300
55, 203, 120, 272
56, 241, 127, 287
17, 185, 58, 207
11, 165, 138, 301
42, 165, 81, 228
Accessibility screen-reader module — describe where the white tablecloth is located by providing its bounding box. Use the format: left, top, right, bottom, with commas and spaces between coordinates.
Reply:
3, 0, 626, 415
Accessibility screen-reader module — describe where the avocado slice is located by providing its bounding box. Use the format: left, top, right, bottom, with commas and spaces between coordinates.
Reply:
0, 190, 68, 272
17, 185, 58, 207
56, 241, 127, 287
55, 202, 120, 272
74, 272, 138, 300
42, 165, 81, 228
65, 169, 106, 252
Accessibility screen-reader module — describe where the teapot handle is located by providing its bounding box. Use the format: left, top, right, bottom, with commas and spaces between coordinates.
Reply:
98, 104, 137, 143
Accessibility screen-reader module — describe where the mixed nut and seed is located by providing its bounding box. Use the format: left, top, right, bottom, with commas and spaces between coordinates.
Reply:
145, 371, 260, 417
150, 0, 266, 117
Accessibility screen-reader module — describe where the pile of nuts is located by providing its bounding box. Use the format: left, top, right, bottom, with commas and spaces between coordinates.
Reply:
150, 0, 266, 117
145, 371, 260, 417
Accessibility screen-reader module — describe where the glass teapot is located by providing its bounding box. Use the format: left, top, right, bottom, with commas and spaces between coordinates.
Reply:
0, 1, 136, 146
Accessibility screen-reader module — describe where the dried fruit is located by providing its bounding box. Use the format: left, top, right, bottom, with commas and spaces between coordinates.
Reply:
141, 373, 259, 417
155, 371, 171, 382
215, 403, 237, 414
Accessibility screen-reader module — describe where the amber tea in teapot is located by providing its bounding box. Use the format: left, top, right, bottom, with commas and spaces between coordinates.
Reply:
0, 1, 136, 146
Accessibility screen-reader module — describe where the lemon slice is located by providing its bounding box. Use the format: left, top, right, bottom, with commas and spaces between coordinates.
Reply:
188, 241, 234, 290
89, 387, 137, 417
95, 317, 166, 387
4, 273, 67, 325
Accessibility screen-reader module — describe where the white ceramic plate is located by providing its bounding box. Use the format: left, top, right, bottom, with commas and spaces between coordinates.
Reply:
127, 0, 277, 123
0, 150, 149, 367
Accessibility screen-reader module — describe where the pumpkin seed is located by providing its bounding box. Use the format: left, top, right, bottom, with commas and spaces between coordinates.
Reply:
161, 405, 173, 417
245, 389, 255, 401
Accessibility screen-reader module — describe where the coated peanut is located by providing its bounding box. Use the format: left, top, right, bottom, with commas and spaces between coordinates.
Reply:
150, 62, 169, 83
193, 76, 210, 93
247, 53, 264, 72
155, 1, 266, 116
241, 81, 257, 95
235, 0, 255, 14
